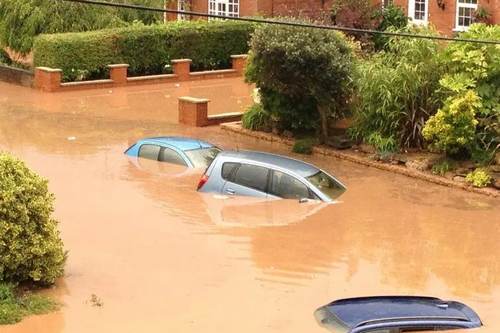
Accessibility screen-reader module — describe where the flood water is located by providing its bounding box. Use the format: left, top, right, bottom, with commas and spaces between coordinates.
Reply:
0, 79, 499, 333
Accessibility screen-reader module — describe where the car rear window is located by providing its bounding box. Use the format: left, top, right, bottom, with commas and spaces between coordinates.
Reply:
184, 147, 221, 168
221, 162, 238, 180
138, 144, 161, 161
306, 171, 346, 200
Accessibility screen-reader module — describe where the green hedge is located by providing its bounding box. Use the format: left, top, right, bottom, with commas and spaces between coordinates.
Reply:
33, 20, 256, 81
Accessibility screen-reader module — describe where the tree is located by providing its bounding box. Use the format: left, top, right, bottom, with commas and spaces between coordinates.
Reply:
0, 152, 65, 284
0, 0, 128, 55
245, 18, 354, 137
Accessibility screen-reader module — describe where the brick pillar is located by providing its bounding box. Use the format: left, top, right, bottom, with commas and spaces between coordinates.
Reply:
108, 64, 129, 86
178, 97, 209, 127
172, 59, 192, 81
34, 67, 62, 92
231, 54, 248, 76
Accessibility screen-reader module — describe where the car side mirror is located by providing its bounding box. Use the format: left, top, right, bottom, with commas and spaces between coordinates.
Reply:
299, 198, 309, 203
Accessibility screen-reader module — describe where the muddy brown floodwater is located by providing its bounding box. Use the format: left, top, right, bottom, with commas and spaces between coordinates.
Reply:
1, 79, 499, 333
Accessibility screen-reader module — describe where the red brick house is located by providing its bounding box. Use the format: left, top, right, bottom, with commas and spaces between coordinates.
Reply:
171, 0, 495, 36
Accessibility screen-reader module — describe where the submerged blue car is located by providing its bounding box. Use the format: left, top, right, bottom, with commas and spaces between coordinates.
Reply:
124, 137, 222, 168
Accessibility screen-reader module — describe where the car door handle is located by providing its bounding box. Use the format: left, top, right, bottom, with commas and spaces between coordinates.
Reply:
226, 188, 235, 194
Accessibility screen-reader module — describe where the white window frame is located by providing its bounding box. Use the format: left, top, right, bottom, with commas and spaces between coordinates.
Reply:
178, 0, 187, 20
408, 0, 428, 25
208, 0, 239, 20
454, 0, 478, 31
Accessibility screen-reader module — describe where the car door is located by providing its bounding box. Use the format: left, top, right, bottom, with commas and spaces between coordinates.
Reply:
221, 163, 270, 198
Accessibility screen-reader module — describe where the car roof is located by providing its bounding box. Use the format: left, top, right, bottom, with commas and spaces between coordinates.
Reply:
219, 150, 320, 177
138, 137, 215, 151
326, 296, 480, 329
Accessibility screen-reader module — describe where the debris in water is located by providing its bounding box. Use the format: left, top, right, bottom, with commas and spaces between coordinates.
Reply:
175, 84, 181, 88
67, 136, 76, 140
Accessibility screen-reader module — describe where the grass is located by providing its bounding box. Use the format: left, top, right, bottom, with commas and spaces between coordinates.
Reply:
0, 283, 60, 325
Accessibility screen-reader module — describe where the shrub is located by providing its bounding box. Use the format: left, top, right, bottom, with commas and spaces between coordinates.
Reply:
350, 25, 442, 151
0, 49, 12, 65
373, 4, 408, 50
0, 152, 65, 284
423, 91, 479, 156
292, 139, 318, 155
435, 23, 500, 159
33, 20, 256, 81
242, 103, 272, 131
245, 18, 354, 137
466, 168, 492, 187
0, 283, 60, 324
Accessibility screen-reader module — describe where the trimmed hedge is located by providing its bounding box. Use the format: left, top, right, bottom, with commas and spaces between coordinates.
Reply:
33, 20, 256, 81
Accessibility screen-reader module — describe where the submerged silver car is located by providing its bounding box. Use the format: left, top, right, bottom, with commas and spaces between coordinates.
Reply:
196, 150, 346, 202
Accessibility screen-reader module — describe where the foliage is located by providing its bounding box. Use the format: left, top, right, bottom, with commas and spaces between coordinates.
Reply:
34, 20, 256, 81
350, 25, 442, 152
423, 91, 479, 155
0, 152, 65, 285
373, 4, 409, 50
0, 49, 12, 65
292, 139, 317, 155
0, 0, 128, 56
242, 103, 272, 131
472, 7, 491, 24
0, 283, 60, 325
245, 18, 354, 137
431, 160, 452, 176
432, 23, 500, 158
257, 87, 319, 132
465, 168, 492, 187
331, 0, 382, 31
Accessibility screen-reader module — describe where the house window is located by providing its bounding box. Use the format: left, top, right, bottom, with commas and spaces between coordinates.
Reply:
382, 0, 393, 8
178, 0, 187, 20
208, 0, 239, 19
408, 0, 428, 24
456, 0, 478, 30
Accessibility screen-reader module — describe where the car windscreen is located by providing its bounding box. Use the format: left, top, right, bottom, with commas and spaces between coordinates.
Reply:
184, 147, 222, 168
306, 171, 346, 200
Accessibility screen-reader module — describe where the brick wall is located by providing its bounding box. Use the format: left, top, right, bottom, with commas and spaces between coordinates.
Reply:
0, 65, 34, 88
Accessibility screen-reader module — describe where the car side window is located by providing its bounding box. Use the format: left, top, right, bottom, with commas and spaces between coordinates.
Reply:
159, 148, 187, 166
221, 162, 238, 180
269, 171, 312, 199
231, 164, 269, 192
138, 144, 161, 161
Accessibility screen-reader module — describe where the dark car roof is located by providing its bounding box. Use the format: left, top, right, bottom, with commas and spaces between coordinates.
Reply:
139, 136, 215, 151
220, 150, 320, 177
326, 296, 479, 329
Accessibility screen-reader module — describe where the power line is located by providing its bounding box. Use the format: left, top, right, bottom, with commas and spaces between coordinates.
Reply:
57, 0, 500, 45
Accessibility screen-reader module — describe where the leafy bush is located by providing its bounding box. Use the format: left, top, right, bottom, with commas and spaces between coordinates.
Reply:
350, 25, 442, 152
0, 152, 65, 284
466, 168, 492, 187
242, 103, 272, 131
0, 49, 12, 65
431, 160, 452, 176
34, 20, 256, 81
434, 23, 500, 159
0, 283, 60, 324
423, 91, 479, 155
245, 18, 354, 137
373, 4, 408, 50
292, 139, 317, 155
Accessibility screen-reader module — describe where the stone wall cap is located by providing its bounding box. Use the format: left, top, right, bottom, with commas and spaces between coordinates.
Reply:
35, 67, 62, 72
108, 64, 130, 68
231, 54, 249, 59
171, 59, 193, 63
179, 96, 210, 103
